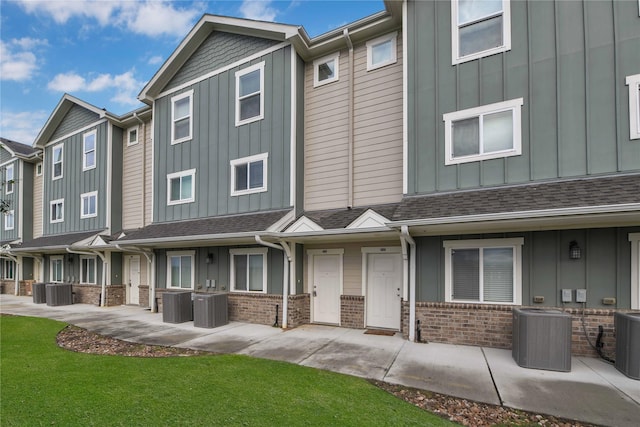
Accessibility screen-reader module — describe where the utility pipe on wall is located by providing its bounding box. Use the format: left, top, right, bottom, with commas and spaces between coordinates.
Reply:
255, 235, 292, 329
400, 226, 416, 342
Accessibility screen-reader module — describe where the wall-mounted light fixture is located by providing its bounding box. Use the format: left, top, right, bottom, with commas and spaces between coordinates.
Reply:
569, 241, 581, 260
67, 254, 74, 264
206, 253, 215, 264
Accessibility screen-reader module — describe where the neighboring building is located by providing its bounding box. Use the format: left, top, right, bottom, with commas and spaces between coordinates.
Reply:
0, 138, 41, 294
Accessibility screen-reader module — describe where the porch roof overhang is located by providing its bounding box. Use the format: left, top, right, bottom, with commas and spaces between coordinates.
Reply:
9, 230, 107, 254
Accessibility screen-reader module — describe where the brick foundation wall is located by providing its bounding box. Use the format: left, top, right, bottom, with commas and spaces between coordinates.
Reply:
341, 295, 364, 328
0, 280, 34, 296
404, 303, 620, 358
287, 294, 310, 328
139, 285, 149, 308
72, 284, 125, 306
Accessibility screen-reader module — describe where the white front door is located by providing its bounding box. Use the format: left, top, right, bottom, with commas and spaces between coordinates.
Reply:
126, 255, 140, 305
366, 253, 402, 330
312, 254, 341, 325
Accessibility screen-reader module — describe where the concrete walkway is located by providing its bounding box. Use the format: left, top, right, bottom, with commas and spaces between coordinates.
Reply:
1, 294, 638, 427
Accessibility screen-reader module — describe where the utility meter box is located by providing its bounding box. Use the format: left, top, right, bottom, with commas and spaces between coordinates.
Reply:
615, 312, 640, 380
512, 308, 572, 372
162, 291, 193, 324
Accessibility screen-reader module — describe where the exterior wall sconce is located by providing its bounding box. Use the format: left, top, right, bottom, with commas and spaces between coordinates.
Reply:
205, 253, 215, 264
67, 255, 74, 263
569, 241, 581, 260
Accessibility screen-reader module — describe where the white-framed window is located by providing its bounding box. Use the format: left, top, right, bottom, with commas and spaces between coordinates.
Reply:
36, 162, 42, 176
630, 233, 640, 310
626, 74, 640, 140
52, 143, 63, 179
230, 153, 268, 196
313, 53, 340, 87
50, 256, 63, 283
444, 238, 523, 305
80, 191, 97, 219
230, 248, 267, 293
5, 164, 14, 194
366, 32, 397, 71
167, 169, 195, 205
167, 251, 194, 289
80, 256, 97, 284
452, 0, 511, 65
171, 90, 193, 144
127, 126, 139, 146
83, 130, 96, 170
444, 98, 523, 165
50, 198, 64, 223
4, 210, 14, 231
235, 62, 265, 126
2, 259, 15, 280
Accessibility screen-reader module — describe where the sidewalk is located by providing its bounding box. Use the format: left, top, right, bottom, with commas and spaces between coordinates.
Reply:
1, 294, 638, 427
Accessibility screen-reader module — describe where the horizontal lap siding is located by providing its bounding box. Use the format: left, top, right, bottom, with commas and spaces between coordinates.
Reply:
33, 168, 43, 238
122, 117, 152, 230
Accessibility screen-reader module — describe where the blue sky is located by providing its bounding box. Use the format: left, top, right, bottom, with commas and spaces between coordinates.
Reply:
0, 0, 384, 145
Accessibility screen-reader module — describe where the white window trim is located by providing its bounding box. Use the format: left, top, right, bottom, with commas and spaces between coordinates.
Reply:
444, 237, 523, 305
626, 74, 640, 140
50, 256, 64, 283
127, 126, 139, 146
366, 32, 398, 71
82, 130, 97, 171
2, 259, 15, 280
36, 162, 42, 176
630, 233, 640, 310
444, 97, 523, 165
166, 251, 195, 290
229, 247, 268, 294
313, 52, 340, 87
5, 164, 14, 195
50, 198, 64, 224
230, 153, 268, 197
235, 62, 265, 127
80, 191, 98, 219
451, 0, 511, 65
80, 255, 97, 285
166, 169, 196, 205
171, 90, 194, 145
52, 143, 63, 180
5, 210, 14, 231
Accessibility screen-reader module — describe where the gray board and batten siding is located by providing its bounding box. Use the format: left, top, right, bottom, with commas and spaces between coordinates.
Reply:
50, 105, 101, 142
153, 40, 294, 223
1, 158, 19, 242
406, 0, 640, 196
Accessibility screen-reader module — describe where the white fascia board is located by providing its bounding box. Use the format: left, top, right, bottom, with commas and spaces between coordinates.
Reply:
284, 216, 324, 233
266, 210, 296, 232
116, 231, 280, 247
346, 209, 391, 229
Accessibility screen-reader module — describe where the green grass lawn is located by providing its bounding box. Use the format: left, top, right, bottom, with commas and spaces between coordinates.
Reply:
1, 316, 455, 426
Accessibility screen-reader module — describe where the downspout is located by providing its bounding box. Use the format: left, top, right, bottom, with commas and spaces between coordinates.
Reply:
66, 248, 107, 307
343, 28, 354, 208
115, 244, 155, 311
133, 112, 146, 223
255, 235, 292, 329
399, 226, 416, 342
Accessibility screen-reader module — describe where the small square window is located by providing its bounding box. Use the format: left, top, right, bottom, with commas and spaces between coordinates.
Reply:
235, 62, 264, 126
443, 98, 523, 165
5, 164, 14, 194
626, 74, 640, 140
167, 169, 195, 205
128, 126, 139, 146
366, 33, 397, 71
80, 191, 97, 218
230, 153, 268, 196
171, 91, 193, 144
52, 143, 63, 179
36, 162, 42, 176
230, 248, 267, 293
83, 130, 96, 171
452, 0, 511, 64
313, 53, 339, 87
167, 251, 194, 289
4, 210, 14, 230
50, 199, 64, 223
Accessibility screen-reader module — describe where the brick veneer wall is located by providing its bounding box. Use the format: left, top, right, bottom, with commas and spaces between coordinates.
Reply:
403, 302, 620, 358
72, 284, 124, 306
287, 294, 310, 328
139, 285, 149, 308
0, 280, 34, 296
341, 295, 364, 328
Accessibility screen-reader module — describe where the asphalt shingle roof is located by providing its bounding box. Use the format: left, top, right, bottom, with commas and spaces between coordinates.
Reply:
303, 204, 399, 230
13, 230, 105, 250
0, 138, 38, 157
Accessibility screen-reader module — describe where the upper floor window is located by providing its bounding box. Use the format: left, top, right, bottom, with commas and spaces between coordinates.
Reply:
2, 259, 15, 280
4, 210, 14, 231
50, 256, 63, 283
171, 91, 193, 144
444, 238, 523, 305
167, 251, 194, 289
52, 143, 63, 179
452, 0, 511, 64
50, 198, 64, 223
626, 74, 640, 140
83, 130, 96, 170
235, 62, 264, 126
127, 126, 139, 146
230, 248, 267, 293
5, 164, 14, 194
167, 169, 195, 205
80, 256, 97, 284
80, 191, 97, 218
230, 153, 268, 196
443, 98, 523, 165
366, 32, 397, 71
314, 53, 339, 87
36, 162, 42, 176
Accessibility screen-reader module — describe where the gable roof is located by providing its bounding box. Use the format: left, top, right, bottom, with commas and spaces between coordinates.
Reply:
10, 230, 108, 253
0, 137, 40, 160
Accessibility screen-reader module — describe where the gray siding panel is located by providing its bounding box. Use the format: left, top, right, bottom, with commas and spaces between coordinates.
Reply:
51, 105, 100, 141
1, 159, 19, 242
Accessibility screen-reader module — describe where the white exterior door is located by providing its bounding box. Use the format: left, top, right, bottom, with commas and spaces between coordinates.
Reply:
312, 253, 342, 325
127, 255, 141, 305
366, 253, 402, 330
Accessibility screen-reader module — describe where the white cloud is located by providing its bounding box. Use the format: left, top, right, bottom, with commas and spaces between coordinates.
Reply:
148, 55, 163, 65
0, 110, 49, 146
47, 70, 143, 107
0, 38, 47, 81
47, 72, 86, 92
15, 0, 119, 26
239, 0, 278, 21
119, 1, 202, 38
